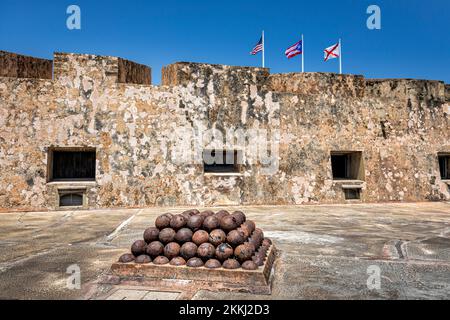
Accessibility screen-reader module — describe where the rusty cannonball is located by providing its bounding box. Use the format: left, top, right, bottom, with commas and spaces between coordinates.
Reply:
180, 242, 198, 260
153, 256, 169, 265
240, 220, 256, 238
159, 228, 176, 244
197, 243, 216, 260
170, 214, 187, 230
262, 238, 272, 248
209, 229, 226, 246
203, 215, 220, 231
204, 259, 222, 269
192, 230, 209, 246
242, 260, 258, 270
155, 214, 171, 229
256, 246, 269, 261
252, 256, 264, 267
180, 212, 190, 221
248, 228, 264, 249
226, 229, 246, 247
257, 250, 267, 262
187, 215, 204, 231
220, 215, 238, 232
181, 210, 194, 219
234, 243, 254, 263
245, 220, 256, 231
232, 211, 246, 225
164, 242, 181, 260
186, 257, 204, 268
146, 241, 164, 258
254, 228, 264, 238
170, 256, 186, 266
214, 210, 230, 220
215, 243, 234, 261
118, 253, 135, 263
175, 228, 193, 243
131, 240, 147, 257
222, 259, 241, 269
239, 228, 250, 239
143, 227, 160, 244
135, 254, 152, 264
163, 212, 174, 219
199, 210, 215, 218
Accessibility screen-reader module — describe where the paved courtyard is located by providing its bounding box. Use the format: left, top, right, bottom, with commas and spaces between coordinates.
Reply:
0, 202, 449, 300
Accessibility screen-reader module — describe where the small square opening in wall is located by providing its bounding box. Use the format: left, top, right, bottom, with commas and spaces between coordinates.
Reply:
438, 153, 450, 180
59, 193, 83, 207
331, 151, 364, 180
203, 150, 242, 173
58, 188, 86, 208
48, 148, 96, 182
344, 188, 361, 200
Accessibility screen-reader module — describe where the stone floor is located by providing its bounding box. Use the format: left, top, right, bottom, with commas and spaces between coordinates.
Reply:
0, 202, 449, 300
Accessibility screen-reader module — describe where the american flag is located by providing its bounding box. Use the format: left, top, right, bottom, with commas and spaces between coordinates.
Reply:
250, 37, 263, 55
285, 40, 303, 59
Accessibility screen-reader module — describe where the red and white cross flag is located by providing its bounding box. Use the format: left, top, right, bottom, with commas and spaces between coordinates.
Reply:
324, 42, 340, 61
324, 39, 342, 74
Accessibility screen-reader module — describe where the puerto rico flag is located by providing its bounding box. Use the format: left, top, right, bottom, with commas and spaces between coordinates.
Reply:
250, 37, 263, 55
324, 42, 340, 61
285, 40, 303, 59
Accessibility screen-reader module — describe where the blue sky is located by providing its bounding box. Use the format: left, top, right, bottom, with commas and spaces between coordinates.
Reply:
1, 0, 449, 84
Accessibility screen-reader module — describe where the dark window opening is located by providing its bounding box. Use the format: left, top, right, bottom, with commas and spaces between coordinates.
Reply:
49, 149, 96, 181
438, 154, 450, 180
203, 150, 242, 173
344, 188, 361, 200
331, 154, 349, 179
59, 193, 83, 207
331, 151, 364, 180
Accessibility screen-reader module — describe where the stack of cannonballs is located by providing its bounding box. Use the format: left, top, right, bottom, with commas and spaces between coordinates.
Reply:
118, 209, 272, 270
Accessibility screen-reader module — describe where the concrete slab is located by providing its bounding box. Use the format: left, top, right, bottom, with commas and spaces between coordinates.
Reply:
0, 202, 449, 299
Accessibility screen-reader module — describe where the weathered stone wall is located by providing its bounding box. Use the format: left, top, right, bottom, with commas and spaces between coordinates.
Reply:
267, 72, 366, 98
0, 51, 52, 79
118, 58, 151, 85
0, 51, 448, 211
162, 62, 269, 88
267, 74, 449, 203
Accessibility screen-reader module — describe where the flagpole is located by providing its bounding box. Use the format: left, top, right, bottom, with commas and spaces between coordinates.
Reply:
262, 30, 265, 68
339, 38, 342, 74
301, 34, 304, 73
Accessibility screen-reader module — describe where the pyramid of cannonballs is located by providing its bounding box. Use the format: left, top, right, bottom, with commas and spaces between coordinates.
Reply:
118, 209, 272, 270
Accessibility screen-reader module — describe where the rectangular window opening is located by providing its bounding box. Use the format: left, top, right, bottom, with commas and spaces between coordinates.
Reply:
438, 154, 450, 180
59, 192, 84, 207
344, 188, 361, 200
203, 150, 242, 173
331, 151, 364, 180
48, 148, 96, 182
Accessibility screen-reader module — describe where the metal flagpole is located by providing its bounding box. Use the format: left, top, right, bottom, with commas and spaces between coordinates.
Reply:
301, 34, 304, 73
262, 30, 265, 68
339, 38, 342, 74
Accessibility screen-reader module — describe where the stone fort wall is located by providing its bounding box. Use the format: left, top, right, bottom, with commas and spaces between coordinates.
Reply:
0, 51, 53, 79
0, 51, 449, 211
